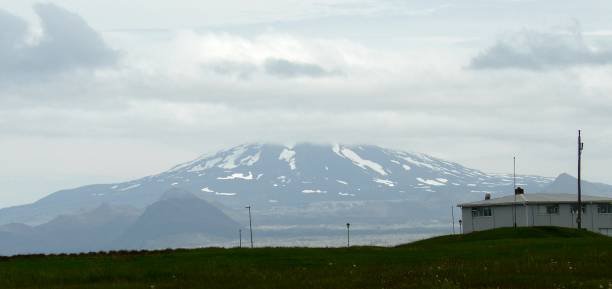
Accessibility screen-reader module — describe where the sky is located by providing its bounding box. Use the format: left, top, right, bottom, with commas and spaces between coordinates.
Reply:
2, 0, 612, 208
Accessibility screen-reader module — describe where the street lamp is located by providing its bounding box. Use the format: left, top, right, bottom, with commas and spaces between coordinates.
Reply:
346, 223, 350, 248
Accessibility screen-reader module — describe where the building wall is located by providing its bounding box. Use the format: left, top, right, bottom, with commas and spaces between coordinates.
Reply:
593, 207, 612, 236
461, 203, 612, 235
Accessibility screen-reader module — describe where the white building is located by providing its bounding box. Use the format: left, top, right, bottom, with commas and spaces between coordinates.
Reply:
458, 191, 612, 236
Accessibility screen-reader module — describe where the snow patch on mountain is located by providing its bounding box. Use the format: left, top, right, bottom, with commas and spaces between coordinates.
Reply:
188, 157, 222, 172
302, 189, 327, 194
416, 178, 446, 186
279, 148, 297, 170
332, 144, 342, 157
335, 146, 387, 176
338, 192, 355, 196
117, 184, 141, 191
219, 146, 248, 169
399, 155, 436, 170
217, 172, 254, 180
374, 179, 395, 187
216, 192, 236, 196
241, 151, 261, 166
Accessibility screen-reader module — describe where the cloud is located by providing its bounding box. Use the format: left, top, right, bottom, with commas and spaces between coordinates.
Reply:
206, 61, 258, 79
155, 32, 353, 80
0, 9, 27, 45
4, 16, 612, 206
203, 58, 339, 79
263, 58, 337, 78
470, 26, 612, 70
0, 4, 117, 80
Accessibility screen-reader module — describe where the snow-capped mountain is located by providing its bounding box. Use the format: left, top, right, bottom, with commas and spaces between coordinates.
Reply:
0, 143, 553, 226
157, 143, 552, 206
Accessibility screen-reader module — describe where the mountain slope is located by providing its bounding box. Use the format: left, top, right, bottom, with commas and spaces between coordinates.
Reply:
0, 143, 555, 225
542, 173, 612, 196
0, 204, 139, 255
115, 189, 240, 249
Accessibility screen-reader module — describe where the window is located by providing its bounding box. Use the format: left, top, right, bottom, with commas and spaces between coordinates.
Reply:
600, 228, 612, 237
471, 207, 492, 217
538, 204, 559, 214
571, 204, 586, 214
598, 204, 612, 214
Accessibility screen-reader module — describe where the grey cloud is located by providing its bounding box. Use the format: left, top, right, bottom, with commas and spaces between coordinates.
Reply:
205, 61, 258, 79
0, 10, 27, 51
263, 58, 337, 78
203, 58, 340, 79
0, 4, 117, 80
470, 28, 612, 70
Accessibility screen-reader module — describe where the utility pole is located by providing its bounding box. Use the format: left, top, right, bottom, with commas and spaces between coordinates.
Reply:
239, 229, 242, 248
513, 156, 517, 228
346, 223, 350, 248
451, 206, 455, 235
577, 130, 584, 229
246, 205, 253, 248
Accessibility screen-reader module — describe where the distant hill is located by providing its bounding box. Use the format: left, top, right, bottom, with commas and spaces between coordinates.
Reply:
0, 189, 240, 255
0, 204, 139, 255
541, 173, 612, 196
116, 189, 240, 249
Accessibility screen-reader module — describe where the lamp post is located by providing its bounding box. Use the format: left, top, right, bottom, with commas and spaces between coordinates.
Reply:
458, 219, 463, 234
239, 229, 242, 248
346, 223, 350, 248
246, 205, 253, 248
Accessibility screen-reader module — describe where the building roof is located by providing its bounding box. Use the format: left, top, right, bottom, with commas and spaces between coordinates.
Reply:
458, 193, 612, 207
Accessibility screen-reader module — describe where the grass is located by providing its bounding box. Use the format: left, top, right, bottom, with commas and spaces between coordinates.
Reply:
0, 227, 610, 289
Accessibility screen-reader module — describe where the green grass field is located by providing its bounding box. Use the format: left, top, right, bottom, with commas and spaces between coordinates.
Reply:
0, 227, 610, 289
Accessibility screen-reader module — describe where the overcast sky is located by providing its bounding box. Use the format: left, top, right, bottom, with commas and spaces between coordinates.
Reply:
2, 0, 612, 208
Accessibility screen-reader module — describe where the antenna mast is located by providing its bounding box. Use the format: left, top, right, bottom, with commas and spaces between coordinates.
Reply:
577, 130, 584, 229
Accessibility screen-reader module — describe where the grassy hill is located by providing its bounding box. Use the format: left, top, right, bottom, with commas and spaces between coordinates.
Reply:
0, 227, 610, 289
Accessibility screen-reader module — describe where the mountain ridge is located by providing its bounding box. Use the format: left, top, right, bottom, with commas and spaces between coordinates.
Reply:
0, 188, 241, 255
1, 143, 611, 253
1, 143, 605, 228
542, 172, 612, 195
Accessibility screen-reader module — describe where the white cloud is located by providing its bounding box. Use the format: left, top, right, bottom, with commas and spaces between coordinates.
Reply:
0, 4, 117, 81
470, 25, 612, 70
